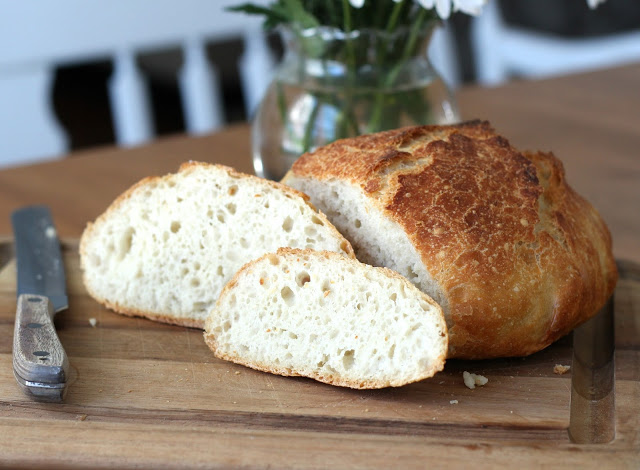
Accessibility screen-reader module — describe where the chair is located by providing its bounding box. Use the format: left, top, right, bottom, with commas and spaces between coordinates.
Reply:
0, 0, 275, 168
471, 0, 640, 86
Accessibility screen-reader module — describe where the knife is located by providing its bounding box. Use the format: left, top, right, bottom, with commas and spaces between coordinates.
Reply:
11, 205, 70, 402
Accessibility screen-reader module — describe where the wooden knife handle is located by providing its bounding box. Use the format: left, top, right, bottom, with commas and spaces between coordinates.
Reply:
13, 294, 69, 401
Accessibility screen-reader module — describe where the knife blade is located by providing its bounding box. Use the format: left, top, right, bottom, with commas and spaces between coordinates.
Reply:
11, 205, 69, 402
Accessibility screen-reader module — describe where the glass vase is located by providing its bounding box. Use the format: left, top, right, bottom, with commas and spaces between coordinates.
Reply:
252, 24, 460, 181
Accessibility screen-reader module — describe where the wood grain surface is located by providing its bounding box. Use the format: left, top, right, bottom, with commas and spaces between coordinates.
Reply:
0, 239, 638, 469
0, 65, 639, 468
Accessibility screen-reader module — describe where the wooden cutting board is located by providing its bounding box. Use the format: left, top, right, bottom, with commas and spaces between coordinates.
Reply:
0, 239, 638, 469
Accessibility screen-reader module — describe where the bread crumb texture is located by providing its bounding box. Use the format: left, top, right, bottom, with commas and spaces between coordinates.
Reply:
284, 121, 618, 359
79, 162, 354, 327
553, 364, 571, 375
463, 371, 488, 389
204, 248, 448, 389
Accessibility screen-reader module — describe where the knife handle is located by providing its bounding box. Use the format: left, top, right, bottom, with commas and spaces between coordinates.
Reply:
13, 294, 69, 402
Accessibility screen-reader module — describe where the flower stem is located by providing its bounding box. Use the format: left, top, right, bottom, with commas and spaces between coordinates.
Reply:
341, 0, 354, 46
341, 0, 359, 137
385, 0, 405, 33
302, 98, 320, 152
365, 7, 431, 134
276, 81, 290, 132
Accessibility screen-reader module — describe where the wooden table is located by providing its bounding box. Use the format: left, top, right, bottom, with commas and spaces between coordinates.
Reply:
0, 64, 639, 468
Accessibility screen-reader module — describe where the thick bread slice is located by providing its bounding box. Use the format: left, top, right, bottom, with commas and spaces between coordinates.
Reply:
204, 248, 448, 389
282, 121, 618, 359
80, 162, 354, 328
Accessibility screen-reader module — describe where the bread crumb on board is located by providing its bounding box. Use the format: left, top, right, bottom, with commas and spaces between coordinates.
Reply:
88, 318, 97, 327
554, 364, 571, 375
463, 371, 488, 389
449, 400, 459, 405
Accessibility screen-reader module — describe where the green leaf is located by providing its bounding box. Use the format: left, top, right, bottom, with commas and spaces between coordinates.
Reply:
226, 3, 289, 29
280, 0, 320, 30
228, 0, 321, 30
226, 4, 274, 15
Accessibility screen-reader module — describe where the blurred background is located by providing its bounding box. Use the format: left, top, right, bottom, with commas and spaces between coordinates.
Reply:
1, 0, 639, 168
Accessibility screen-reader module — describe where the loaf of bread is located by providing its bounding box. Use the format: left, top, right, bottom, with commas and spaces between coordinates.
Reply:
80, 162, 354, 328
282, 121, 618, 359
204, 248, 448, 389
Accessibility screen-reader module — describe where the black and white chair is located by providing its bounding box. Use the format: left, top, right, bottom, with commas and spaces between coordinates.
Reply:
471, 0, 640, 86
0, 0, 275, 168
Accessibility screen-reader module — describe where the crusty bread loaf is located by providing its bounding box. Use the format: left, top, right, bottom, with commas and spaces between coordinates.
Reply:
204, 248, 448, 389
80, 162, 354, 328
282, 121, 618, 359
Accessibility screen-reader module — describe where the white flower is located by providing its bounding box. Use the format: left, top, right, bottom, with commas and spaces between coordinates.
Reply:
586, 0, 606, 8
453, 0, 487, 16
417, 0, 449, 20
417, 0, 486, 20
390, 0, 600, 17
348, 0, 365, 8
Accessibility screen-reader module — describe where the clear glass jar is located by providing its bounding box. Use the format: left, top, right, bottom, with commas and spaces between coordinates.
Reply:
252, 25, 460, 181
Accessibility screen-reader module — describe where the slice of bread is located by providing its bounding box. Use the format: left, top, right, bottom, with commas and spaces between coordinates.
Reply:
80, 162, 354, 328
204, 248, 448, 389
282, 121, 618, 359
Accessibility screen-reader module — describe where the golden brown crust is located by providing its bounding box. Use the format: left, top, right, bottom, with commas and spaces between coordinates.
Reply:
289, 121, 618, 359
86, 289, 206, 329
204, 248, 448, 389
204, 343, 445, 389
